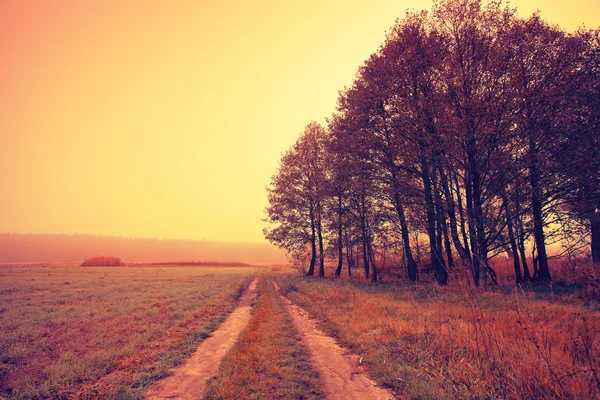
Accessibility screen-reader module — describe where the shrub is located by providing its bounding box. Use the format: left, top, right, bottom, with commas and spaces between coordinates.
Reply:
80, 256, 123, 267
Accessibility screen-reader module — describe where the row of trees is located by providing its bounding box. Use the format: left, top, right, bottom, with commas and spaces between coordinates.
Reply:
264, 0, 600, 286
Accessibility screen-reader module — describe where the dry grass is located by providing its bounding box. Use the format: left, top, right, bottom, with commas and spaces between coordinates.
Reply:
204, 277, 324, 400
276, 275, 600, 399
0, 265, 255, 399
486, 257, 600, 287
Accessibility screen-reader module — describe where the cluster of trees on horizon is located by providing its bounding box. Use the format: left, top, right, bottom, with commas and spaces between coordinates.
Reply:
80, 256, 123, 267
264, 0, 600, 286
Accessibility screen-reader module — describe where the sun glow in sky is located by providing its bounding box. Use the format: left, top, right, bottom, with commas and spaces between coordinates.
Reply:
1, 0, 598, 243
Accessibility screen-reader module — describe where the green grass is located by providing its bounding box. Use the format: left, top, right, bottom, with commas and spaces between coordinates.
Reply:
276, 275, 600, 399
204, 277, 324, 400
0, 265, 255, 399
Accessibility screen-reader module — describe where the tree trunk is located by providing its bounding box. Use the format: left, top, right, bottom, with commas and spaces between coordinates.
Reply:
454, 171, 471, 255
360, 192, 370, 280
335, 192, 344, 277
366, 235, 378, 282
307, 200, 316, 276
591, 215, 600, 264
442, 218, 454, 268
486, 263, 499, 286
440, 167, 474, 286
467, 136, 487, 287
502, 188, 522, 284
435, 217, 446, 270
529, 138, 551, 282
434, 200, 446, 267
362, 234, 370, 280
380, 102, 418, 281
532, 244, 539, 280
317, 210, 325, 277
515, 179, 532, 281
436, 172, 454, 269
415, 233, 422, 266
422, 159, 447, 285
465, 167, 481, 286
518, 234, 531, 281
506, 205, 523, 285
394, 192, 418, 281
344, 227, 354, 277
474, 189, 488, 286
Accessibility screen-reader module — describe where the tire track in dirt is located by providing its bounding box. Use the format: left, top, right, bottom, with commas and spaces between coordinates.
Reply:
273, 279, 395, 400
145, 278, 258, 400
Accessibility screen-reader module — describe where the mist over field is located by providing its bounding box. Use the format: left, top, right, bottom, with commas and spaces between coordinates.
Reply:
0, 233, 287, 265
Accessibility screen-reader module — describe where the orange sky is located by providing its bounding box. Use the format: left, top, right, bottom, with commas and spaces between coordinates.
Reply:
1, 0, 598, 243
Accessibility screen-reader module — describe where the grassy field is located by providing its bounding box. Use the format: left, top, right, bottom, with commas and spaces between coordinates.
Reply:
0, 265, 256, 399
204, 277, 324, 400
2, 263, 598, 399
276, 274, 600, 399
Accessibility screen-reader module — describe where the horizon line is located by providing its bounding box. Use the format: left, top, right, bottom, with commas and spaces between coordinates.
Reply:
0, 231, 270, 245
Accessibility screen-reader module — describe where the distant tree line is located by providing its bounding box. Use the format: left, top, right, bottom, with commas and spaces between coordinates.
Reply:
264, 0, 600, 286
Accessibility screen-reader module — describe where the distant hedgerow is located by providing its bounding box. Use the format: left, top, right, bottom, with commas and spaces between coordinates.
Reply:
80, 256, 123, 266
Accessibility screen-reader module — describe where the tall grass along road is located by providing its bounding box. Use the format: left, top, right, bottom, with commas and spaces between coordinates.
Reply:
275, 275, 600, 399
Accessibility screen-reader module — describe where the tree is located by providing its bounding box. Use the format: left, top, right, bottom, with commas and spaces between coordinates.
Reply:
555, 30, 600, 263
264, 122, 330, 276
264, 145, 316, 274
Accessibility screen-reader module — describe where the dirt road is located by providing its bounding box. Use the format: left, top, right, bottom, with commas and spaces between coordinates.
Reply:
146, 277, 393, 399
145, 278, 258, 400
273, 279, 395, 400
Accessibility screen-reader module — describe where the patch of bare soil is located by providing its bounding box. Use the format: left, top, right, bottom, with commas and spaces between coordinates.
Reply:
273, 279, 395, 400
145, 278, 258, 400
